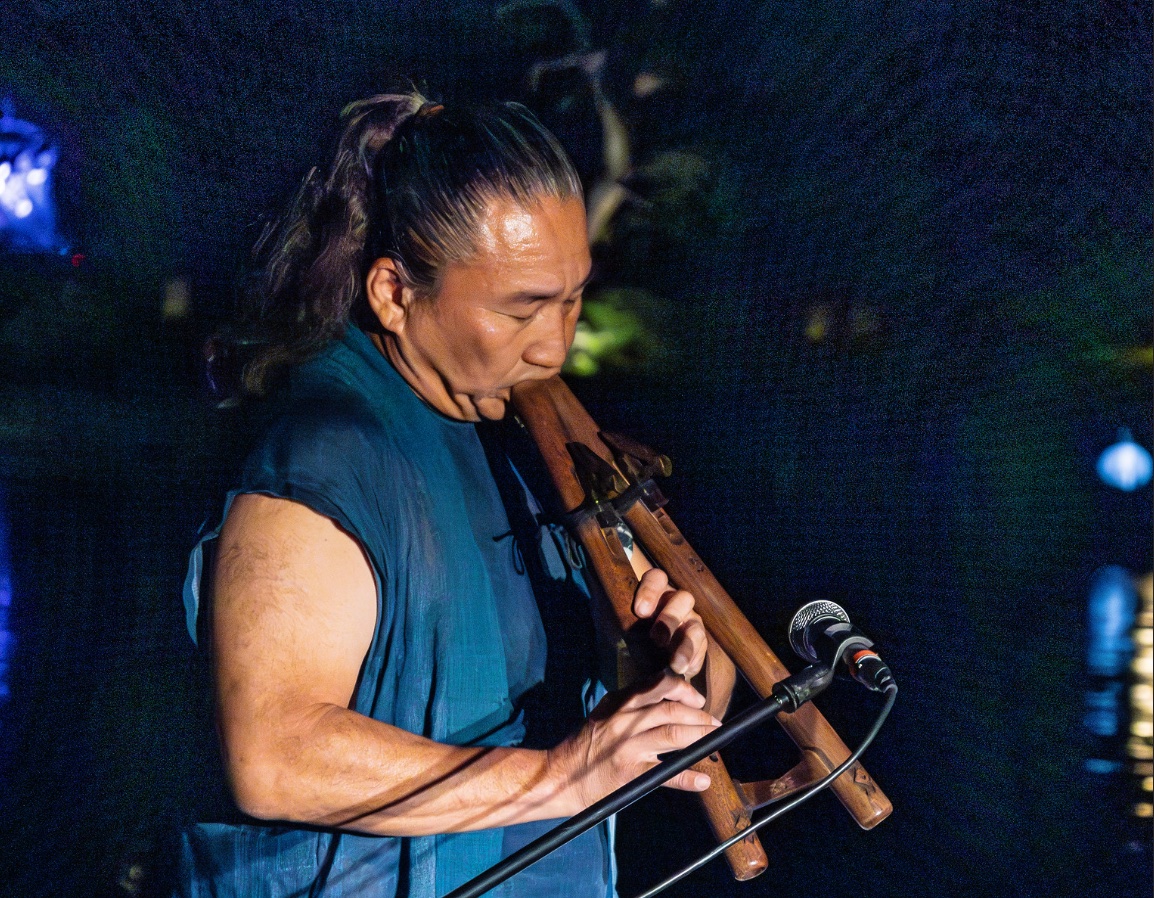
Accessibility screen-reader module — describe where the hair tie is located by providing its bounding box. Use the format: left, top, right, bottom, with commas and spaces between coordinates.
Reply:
394, 102, 443, 157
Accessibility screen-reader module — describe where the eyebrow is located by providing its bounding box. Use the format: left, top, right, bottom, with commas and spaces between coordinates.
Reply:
510, 269, 594, 303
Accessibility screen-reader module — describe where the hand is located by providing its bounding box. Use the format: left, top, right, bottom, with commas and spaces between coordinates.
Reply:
548, 672, 721, 812
631, 568, 708, 677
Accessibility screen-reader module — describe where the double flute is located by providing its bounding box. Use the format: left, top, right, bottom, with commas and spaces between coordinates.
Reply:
511, 375, 892, 881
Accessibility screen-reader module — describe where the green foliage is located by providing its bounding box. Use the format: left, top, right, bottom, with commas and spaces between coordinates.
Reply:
565, 288, 664, 377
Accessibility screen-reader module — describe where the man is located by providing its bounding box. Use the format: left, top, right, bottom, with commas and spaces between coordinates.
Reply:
179, 95, 717, 897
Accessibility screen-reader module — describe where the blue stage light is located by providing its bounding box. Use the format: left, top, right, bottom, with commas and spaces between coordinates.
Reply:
1097, 429, 1153, 492
1084, 683, 1123, 736
0, 493, 11, 706
1087, 565, 1138, 678
0, 103, 66, 253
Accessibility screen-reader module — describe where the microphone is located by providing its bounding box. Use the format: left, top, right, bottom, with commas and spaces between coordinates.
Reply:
789, 601, 895, 693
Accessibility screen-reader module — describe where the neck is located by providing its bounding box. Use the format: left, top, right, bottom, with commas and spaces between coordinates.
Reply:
369, 331, 481, 422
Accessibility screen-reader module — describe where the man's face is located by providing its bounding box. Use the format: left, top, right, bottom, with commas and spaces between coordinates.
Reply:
380, 193, 591, 422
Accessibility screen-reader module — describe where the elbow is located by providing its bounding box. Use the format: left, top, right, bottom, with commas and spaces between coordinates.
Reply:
225, 751, 295, 821
218, 705, 346, 823
217, 718, 313, 822
216, 702, 344, 823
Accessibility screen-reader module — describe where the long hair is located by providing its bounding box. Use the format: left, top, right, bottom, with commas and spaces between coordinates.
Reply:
240, 91, 582, 396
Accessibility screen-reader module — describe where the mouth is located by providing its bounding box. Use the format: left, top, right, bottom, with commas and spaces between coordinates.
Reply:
521, 365, 564, 383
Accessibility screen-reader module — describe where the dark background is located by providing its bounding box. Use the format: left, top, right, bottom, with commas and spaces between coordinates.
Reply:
0, 2, 1150, 896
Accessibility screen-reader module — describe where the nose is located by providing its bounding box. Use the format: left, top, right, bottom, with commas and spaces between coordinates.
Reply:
522, 305, 574, 371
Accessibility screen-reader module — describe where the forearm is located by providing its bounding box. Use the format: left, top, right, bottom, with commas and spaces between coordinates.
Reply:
209, 497, 716, 837
225, 701, 579, 836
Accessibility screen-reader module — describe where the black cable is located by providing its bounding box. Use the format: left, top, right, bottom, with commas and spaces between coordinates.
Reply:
631, 683, 898, 898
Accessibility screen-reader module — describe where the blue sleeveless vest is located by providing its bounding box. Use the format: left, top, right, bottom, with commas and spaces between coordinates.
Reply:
178, 326, 613, 897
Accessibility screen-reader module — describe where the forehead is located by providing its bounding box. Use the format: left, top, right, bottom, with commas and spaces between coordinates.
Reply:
457, 193, 591, 292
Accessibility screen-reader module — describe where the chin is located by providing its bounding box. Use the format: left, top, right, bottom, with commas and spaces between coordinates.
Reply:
473, 395, 511, 421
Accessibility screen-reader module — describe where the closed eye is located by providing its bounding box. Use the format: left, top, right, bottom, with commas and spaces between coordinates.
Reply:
499, 291, 582, 323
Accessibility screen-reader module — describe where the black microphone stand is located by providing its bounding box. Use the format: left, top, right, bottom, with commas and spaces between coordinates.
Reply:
442, 664, 834, 898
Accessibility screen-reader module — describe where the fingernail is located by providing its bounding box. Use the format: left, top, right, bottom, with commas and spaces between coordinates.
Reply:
694, 774, 710, 790
711, 716, 722, 726
636, 599, 654, 617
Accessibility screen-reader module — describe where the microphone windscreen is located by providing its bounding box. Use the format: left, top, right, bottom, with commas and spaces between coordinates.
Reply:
788, 600, 850, 662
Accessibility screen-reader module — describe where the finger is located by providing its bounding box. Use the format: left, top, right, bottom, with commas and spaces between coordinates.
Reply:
662, 770, 712, 792
633, 721, 720, 756
617, 672, 708, 712
667, 617, 709, 677
583, 698, 718, 773
628, 700, 721, 738
648, 589, 695, 646
588, 668, 687, 719
632, 568, 670, 619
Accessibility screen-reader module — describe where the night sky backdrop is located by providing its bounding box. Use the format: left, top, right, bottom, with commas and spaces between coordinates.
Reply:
0, 2, 1150, 897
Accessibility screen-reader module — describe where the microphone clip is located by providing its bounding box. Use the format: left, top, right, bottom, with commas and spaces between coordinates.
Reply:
772, 663, 835, 712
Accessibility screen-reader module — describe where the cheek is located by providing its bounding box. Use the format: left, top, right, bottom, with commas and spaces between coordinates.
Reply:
450, 315, 526, 381
472, 319, 517, 362
427, 305, 491, 358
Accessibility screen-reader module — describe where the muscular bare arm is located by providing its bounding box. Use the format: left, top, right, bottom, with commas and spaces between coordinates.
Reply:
210, 493, 718, 836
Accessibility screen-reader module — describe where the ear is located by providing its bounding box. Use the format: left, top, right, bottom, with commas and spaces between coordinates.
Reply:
365, 257, 414, 335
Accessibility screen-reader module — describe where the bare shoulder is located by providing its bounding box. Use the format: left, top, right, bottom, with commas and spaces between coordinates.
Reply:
216, 492, 363, 575
212, 493, 377, 710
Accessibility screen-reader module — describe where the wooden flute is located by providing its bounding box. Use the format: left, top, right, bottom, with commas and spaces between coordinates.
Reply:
511, 375, 892, 881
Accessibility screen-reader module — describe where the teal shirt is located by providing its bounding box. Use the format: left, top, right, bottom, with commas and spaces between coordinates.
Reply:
179, 326, 613, 897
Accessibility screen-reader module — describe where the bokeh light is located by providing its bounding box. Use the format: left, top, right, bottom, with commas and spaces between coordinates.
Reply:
1097, 429, 1154, 492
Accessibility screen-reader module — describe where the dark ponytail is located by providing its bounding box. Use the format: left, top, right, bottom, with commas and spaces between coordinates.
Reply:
239, 90, 581, 397
241, 93, 423, 395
